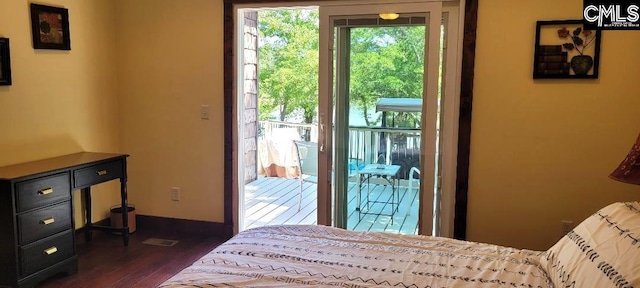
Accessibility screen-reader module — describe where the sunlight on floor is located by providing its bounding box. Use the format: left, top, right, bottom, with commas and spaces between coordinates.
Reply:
243, 177, 418, 234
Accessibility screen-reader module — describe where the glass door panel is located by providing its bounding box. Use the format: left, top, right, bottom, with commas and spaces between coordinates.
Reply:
319, 2, 443, 235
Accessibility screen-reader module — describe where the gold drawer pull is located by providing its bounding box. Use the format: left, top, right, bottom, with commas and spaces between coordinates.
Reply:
43, 247, 58, 255
40, 217, 55, 225
97, 170, 107, 176
38, 188, 53, 195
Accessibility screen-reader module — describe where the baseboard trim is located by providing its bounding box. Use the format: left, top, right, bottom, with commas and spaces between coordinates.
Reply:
137, 215, 233, 239
74, 216, 233, 240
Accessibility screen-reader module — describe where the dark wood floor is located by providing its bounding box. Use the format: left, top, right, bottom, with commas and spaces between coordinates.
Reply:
38, 227, 224, 288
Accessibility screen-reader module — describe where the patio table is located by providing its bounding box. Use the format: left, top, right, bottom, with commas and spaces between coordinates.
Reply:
357, 164, 401, 224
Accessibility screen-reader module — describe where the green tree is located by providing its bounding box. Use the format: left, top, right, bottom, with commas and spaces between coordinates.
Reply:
349, 26, 425, 127
258, 10, 319, 123
259, 10, 425, 127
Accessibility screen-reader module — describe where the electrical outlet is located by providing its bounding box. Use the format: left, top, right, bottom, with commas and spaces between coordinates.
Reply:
200, 105, 210, 120
561, 220, 574, 235
171, 187, 180, 201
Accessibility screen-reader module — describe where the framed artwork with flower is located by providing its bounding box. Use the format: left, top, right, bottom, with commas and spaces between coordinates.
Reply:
30, 3, 71, 50
533, 20, 601, 79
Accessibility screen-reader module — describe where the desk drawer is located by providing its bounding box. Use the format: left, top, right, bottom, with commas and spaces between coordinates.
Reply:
15, 173, 71, 213
20, 230, 74, 277
74, 160, 123, 188
18, 201, 72, 245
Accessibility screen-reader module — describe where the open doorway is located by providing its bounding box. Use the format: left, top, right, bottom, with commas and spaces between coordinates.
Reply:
238, 8, 320, 231
234, 2, 461, 237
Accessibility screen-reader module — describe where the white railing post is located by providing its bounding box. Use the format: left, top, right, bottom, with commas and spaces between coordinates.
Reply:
264, 121, 272, 139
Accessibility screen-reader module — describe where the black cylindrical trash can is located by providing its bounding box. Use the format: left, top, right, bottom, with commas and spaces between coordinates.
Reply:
110, 204, 136, 234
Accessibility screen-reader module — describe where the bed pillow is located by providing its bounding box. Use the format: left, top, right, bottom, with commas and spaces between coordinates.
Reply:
539, 202, 640, 288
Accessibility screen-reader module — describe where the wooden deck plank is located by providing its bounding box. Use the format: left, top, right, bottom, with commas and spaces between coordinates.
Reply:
243, 177, 418, 235
244, 178, 297, 213
244, 176, 280, 199
244, 178, 318, 229
251, 182, 317, 228
298, 207, 317, 225
393, 187, 418, 234
345, 183, 363, 230
397, 186, 420, 234
245, 177, 296, 203
244, 180, 300, 228
379, 186, 414, 234
351, 184, 394, 232
244, 178, 298, 209
278, 189, 317, 226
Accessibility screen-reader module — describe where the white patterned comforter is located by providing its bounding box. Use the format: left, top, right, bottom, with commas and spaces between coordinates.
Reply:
159, 225, 552, 287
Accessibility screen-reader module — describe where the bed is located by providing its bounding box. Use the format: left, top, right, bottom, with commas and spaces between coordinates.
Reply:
159, 202, 640, 287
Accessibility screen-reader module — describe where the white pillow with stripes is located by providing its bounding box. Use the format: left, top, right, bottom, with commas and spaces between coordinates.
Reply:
540, 202, 640, 288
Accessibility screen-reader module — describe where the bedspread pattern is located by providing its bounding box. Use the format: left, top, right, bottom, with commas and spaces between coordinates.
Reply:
159, 225, 552, 287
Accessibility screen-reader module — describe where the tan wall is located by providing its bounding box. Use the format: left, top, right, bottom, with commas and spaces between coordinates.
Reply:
3, 0, 636, 249
116, 0, 225, 222
467, 0, 640, 250
0, 0, 120, 226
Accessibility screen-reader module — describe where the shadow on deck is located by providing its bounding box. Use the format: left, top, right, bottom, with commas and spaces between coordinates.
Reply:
243, 177, 419, 234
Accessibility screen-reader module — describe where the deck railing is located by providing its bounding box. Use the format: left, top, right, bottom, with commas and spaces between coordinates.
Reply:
258, 120, 318, 142
259, 120, 421, 179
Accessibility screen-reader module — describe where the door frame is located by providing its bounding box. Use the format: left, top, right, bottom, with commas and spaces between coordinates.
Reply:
223, 0, 477, 239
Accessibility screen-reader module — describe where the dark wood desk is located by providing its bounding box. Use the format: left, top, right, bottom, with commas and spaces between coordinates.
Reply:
0, 152, 129, 288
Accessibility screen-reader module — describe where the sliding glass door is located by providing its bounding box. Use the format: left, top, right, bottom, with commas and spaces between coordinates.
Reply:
318, 2, 443, 235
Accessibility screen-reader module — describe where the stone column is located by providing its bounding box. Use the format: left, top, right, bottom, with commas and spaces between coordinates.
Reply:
243, 11, 258, 184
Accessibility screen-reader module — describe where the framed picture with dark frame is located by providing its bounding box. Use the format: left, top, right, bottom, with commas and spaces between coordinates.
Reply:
30, 3, 71, 50
533, 20, 601, 79
0, 38, 11, 86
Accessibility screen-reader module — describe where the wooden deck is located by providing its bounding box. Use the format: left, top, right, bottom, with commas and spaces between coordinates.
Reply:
243, 177, 419, 234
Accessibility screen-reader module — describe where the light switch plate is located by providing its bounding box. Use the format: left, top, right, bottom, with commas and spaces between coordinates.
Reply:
200, 105, 210, 120
171, 187, 180, 201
